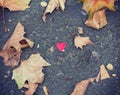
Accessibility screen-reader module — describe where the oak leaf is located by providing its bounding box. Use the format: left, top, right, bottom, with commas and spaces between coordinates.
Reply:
85, 9, 107, 29
0, 23, 34, 67
0, 0, 31, 11
74, 36, 93, 49
12, 53, 51, 95
42, 0, 66, 22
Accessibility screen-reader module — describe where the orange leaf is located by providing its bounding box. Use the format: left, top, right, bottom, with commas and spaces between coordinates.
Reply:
82, 0, 115, 16
42, 0, 66, 22
85, 9, 107, 29
74, 36, 93, 49
0, 23, 34, 67
12, 53, 51, 95
0, 0, 31, 11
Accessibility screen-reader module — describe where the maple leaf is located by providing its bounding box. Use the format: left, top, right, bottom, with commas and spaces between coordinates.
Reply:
12, 53, 51, 95
0, 0, 31, 11
85, 9, 107, 29
0, 23, 34, 67
42, 0, 66, 22
81, 0, 115, 16
74, 36, 93, 49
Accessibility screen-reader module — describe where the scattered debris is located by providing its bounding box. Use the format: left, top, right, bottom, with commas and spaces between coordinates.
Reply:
56, 42, 66, 52
106, 63, 113, 70
43, 86, 49, 95
78, 27, 83, 34
40, 1, 47, 7
49, 46, 54, 53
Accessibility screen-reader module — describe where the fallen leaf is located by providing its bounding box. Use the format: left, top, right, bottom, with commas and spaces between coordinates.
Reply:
42, 0, 66, 22
71, 78, 95, 95
96, 64, 110, 82
81, 0, 115, 16
85, 9, 107, 29
106, 63, 113, 70
12, 53, 51, 95
78, 27, 83, 34
0, 0, 31, 11
56, 42, 66, 52
71, 64, 110, 95
0, 23, 34, 67
74, 36, 93, 49
43, 86, 49, 95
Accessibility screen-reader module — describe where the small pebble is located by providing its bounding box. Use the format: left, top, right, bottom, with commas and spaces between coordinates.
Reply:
40, 1, 47, 7
8, 19, 12, 22
106, 63, 113, 70
112, 74, 116, 77
37, 44, 40, 48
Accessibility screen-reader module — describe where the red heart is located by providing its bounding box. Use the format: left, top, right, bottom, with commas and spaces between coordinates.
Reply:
56, 42, 66, 52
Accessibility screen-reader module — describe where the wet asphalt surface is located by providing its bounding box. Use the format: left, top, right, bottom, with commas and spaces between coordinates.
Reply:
0, 0, 120, 95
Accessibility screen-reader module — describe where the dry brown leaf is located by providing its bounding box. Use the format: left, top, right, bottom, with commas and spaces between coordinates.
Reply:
42, 0, 66, 22
0, 0, 31, 11
85, 9, 107, 29
0, 23, 34, 67
12, 53, 51, 95
74, 36, 93, 49
71, 64, 110, 95
78, 27, 83, 34
96, 64, 110, 82
71, 78, 95, 95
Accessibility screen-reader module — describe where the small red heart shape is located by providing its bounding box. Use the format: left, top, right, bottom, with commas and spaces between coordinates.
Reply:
56, 42, 66, 52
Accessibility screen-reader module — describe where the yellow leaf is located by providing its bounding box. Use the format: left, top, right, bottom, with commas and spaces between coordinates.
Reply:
82, 0, 115, 16
42, 0, 66, 22
0, 0, 31, 11
12, 53, 51, 95
74, 36, 93, 49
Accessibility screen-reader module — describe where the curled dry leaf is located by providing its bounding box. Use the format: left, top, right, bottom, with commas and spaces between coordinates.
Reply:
0, 23, 34, 67
71, 78, 95, 95
85, 9, 107, 29
71, 64, 110, 95
12, 53, 51, 95
0, 0, 31, 11
42, 0, 66, 22
74, 36, 93, 49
